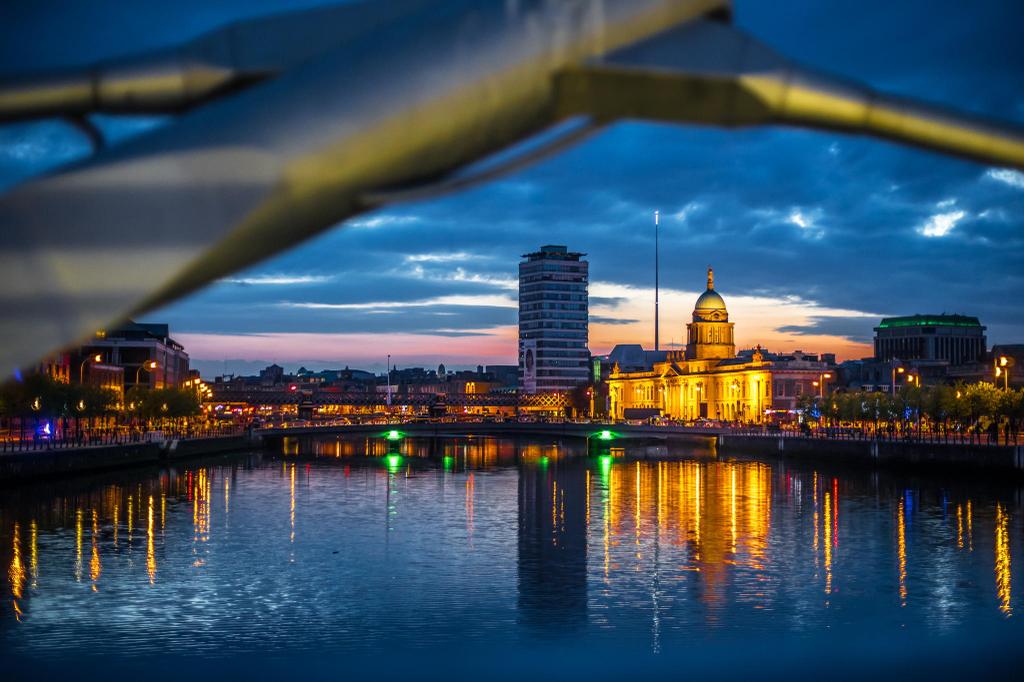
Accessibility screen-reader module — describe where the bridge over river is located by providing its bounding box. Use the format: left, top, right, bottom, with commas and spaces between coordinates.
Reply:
256, 421, 724, 444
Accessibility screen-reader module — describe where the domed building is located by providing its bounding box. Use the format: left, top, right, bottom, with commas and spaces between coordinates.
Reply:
685, 268, 735, 360
608, 268, 832, 422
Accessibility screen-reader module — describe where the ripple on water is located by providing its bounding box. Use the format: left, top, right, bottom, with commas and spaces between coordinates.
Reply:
0, 439, 1021, 659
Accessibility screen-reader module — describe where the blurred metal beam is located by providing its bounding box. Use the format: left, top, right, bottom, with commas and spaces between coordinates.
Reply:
0, 0, 727, 378
0, 1, 435, 120
556, 19, 1024, 171
1, 0, 1023, 380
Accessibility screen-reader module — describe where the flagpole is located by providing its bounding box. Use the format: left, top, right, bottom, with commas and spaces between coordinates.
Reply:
654, 210, 660, 352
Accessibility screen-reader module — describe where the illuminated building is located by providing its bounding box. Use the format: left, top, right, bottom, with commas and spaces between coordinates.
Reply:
842, 314, 1001, 389
874, 314, 986, 365
519, 245, 590, 394
81, 321, 190, 390
32, 352, 71, 383
608, 269, 833, 422
81, 361, 125, 396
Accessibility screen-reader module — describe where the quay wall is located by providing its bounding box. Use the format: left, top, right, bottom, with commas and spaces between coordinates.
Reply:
0, 435, 255, 483
716, 435, 1024, 472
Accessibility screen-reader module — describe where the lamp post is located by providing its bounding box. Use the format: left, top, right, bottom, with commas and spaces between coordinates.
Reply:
79, 353, 102, 384
995, 355, 1012, 390
817, 372, 832, 399
891, 365, 905, 395
136, 360, 158, 388
909, 374, 920, 437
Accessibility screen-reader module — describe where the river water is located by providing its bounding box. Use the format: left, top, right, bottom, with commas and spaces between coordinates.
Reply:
1, 436, 1021, 676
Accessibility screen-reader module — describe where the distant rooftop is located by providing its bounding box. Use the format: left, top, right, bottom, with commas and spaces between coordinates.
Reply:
876, 314, 982, 329
522, 244, 585, 261
97, 320, 182, 349
607, 344, 667, 371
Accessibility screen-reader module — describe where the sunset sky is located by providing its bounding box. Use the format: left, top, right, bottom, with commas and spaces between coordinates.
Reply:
2, 1, 1022, 377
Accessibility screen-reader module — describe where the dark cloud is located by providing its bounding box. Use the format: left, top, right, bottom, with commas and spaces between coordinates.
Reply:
590, 316, 639, 326
777, 317, 877, 344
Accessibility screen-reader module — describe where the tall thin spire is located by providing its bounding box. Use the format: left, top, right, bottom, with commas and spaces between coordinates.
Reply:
707, 266, 714, 290
654, 210, 660, 351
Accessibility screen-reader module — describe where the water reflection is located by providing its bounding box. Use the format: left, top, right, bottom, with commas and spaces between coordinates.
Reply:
518, 456, 587, 631
89, 510, 100, 592
996, 504, 1011, 616
147, 495, 156, 585
897, 497, 908, 607
9, 522, 24, 620
0, 438, 1019, 658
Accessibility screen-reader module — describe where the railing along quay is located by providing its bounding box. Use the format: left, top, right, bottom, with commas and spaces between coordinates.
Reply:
0, 426, 245, 454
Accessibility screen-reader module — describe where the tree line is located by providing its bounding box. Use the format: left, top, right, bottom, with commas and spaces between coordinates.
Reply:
796, 382, 1024, 443
0, 374, 200, 426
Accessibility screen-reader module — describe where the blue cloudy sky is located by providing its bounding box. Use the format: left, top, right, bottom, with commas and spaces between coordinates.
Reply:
2, 0, 1022, 377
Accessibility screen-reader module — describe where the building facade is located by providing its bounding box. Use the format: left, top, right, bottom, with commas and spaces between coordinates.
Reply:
609, 269, 833, 422
842, 314, 991, 390
80, 321, 190, 390
518, 245, 589, 394
874, 314, 986, 365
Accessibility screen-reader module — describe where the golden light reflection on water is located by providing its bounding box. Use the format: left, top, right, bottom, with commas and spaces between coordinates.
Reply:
995, 504, 1011, 616
594, 459, 772, 608
466, 472, 475, 540
693, 465, 701, 561
30, 520, 38, 589
89, 510, 101, 592
603, 467, 611, 581
289, 464, 296, 544
966, 499, 974, 552
585, 470, 591, 530
1, 452, 1021, 633
956, 504, 964, 550
9, 522, 25, 619
147, 495, 156, 585
897, 498, 907, 607
813, 473, 819, 571
74, 509, 83, 583
823, 492, 832, 598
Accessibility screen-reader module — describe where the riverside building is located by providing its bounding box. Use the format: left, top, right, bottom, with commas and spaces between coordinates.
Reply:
609, 269, 833, 422
874, 314, 987, 365
518, 245, 590, 394
80, 321, 190, 390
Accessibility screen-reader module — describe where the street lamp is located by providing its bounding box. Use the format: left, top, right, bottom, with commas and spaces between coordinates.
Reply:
995, 355, 1012, 390
891, 365, 905, 395
136, 360, 158, 387
817, 372, 832, 398
79, 353, 102, 384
